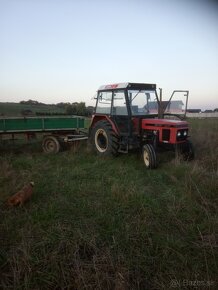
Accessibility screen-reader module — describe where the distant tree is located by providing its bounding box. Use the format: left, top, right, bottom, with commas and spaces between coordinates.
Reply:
65, 104, 77, 115
76, 102, 87, 116
56, 102, 70, 109
87, 106, 94, 116
20, 99, 40, 105
20, 99, 49, 105
65, 102, 88, 116
214, 108, 218, 112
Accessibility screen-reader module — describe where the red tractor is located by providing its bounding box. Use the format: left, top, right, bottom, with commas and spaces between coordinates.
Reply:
89, 83, 194, 168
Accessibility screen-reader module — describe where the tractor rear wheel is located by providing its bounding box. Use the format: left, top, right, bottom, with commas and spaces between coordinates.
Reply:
142, 144, 157, 169
90, 120, 119, 156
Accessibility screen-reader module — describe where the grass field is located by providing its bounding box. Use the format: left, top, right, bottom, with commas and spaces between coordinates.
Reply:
0, 119, 217, 289
0, 102, 65, 116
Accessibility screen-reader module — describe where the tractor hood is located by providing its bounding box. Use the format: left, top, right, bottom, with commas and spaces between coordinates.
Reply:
142, 118, 188, 128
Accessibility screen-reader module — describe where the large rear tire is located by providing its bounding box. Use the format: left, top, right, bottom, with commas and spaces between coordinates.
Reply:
142, 144, 157, 169
90, 120, 119, 156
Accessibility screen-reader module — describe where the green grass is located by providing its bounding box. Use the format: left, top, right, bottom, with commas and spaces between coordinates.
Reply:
0, 119, 217, 289
0, 102, 65, 116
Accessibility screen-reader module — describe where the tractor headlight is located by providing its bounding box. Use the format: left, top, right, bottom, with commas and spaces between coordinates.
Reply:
183, 130, 187, 136
177, 131, 181, 137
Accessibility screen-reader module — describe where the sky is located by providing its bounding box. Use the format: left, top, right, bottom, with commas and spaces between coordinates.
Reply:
0, 0, 218, 109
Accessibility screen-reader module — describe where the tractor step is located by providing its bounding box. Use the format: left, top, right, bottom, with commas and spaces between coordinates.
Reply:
118, 144, 129, 154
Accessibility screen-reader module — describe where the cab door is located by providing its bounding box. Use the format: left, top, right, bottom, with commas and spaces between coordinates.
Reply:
111, 90, 130, 135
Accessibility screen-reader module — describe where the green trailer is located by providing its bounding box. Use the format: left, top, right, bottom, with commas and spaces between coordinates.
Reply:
0, 116, 88, 153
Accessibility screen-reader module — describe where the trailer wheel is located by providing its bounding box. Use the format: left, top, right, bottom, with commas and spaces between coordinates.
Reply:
42, 136, 60, 153
90, 120, 119, 156
142, 144, 157, 169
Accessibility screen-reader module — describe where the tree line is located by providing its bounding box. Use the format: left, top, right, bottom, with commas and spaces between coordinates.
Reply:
56, 102, 92, 116
20, 100, 94, 116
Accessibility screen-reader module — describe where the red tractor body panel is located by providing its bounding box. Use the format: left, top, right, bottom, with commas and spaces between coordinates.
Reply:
142, 119, 189, 144
142, 119, 188, 127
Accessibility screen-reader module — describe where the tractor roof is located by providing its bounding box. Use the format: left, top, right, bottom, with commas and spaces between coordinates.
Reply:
98, 83, 156, 91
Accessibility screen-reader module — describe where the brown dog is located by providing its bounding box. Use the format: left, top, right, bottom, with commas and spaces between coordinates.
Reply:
7, 182, 34, 206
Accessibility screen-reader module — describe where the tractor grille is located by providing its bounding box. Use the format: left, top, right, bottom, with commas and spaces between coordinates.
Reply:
162, 129, 170, 141
176, 129, 188, 141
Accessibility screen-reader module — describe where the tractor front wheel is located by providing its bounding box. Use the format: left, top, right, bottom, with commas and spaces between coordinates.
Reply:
90, 120, 119, 156
142, 144, 157, 169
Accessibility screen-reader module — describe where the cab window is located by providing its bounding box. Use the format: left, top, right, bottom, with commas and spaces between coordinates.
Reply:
112, 91, 128, 116
95, 92, 112, 114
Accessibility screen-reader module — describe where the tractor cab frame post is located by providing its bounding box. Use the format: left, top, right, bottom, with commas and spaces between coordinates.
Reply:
158, 88, 163, 119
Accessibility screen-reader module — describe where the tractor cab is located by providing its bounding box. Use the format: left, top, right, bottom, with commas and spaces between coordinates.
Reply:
90, 83, 194, 168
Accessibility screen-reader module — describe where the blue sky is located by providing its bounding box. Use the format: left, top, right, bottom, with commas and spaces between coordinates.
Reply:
0, 0, 218, 109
